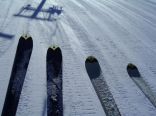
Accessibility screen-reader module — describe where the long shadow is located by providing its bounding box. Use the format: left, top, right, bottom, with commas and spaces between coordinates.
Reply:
0, 32, 14, 40
14, 0, 63, 22
31, 0, 46, 18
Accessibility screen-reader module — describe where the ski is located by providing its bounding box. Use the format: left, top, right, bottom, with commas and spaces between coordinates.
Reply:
85, 56, 121, 116
47, 46, 63, 116
2, 35, 33, 116
127, 63, 156, 108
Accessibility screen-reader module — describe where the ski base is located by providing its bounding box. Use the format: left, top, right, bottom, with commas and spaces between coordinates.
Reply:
127, 63, 156, 108
85, 56, 121, 116
47, 46, 63, 116
2, 36, 33, 116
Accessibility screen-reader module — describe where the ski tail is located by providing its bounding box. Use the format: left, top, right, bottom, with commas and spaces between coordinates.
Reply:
85, 56, 121, 116
2, 36, 33, 116
127, 63, 156, 108
47, 46, 63, 116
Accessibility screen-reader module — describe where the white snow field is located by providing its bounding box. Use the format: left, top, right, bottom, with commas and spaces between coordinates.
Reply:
0, 0, 156, 115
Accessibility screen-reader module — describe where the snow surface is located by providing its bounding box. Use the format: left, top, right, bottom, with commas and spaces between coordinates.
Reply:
0, 0, 156, 116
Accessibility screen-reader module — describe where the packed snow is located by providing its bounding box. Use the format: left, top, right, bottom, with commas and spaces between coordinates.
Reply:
0, 0, 156, 116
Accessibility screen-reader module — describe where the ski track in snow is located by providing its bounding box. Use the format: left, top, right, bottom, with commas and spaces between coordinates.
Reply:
0, 0, 156, 116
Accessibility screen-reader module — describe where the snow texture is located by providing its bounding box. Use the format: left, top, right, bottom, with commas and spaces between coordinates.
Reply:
0, 0, 156, 116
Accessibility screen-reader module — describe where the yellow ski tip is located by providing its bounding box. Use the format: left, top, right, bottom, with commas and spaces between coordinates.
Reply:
86, 56, 97, 63
49, 45, 59, 50
127, 63, 137, 69
21, 34, 31, 40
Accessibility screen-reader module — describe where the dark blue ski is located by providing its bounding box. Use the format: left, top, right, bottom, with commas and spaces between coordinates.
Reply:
2, 35, 33, 116
85, 56, 121, 116
127, 63, 156, 108
47, 46, 63, 116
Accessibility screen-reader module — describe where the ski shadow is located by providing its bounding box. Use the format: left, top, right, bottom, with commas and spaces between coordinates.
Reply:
42, 98, 47, 116
0, 32, 14, 40
14, 0, 63, 22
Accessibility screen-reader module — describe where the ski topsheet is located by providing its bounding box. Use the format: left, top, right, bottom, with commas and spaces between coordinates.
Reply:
2, 35, 33, 116
127, 63, 156, 108
47, 46, 63, 116
85, 56, 121, 116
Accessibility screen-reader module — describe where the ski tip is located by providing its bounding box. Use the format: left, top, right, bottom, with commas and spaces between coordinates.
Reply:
21, 34, 31, 40
86, 56, 98, 63
127, 63, 141, 77
85, 56, 101, 79
49, 45, 60, 50
127, 63, 137, 70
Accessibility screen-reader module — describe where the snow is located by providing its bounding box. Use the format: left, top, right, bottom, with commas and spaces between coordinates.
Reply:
0, 0, 156, 116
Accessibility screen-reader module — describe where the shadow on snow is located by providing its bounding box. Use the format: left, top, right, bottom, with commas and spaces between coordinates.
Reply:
14, 0, 63, 22
0, 32, 14, 40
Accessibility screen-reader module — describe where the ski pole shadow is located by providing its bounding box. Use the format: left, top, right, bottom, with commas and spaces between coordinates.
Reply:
14, 0, 63, 22
0, 32, 14, 40
0, 32, 14, 58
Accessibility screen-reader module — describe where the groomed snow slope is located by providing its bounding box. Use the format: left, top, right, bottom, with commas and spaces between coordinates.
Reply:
0, 0, 156, 116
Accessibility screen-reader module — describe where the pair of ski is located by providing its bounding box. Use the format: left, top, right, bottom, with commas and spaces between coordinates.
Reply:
86, 57, 156, 116
1, 36, 63, 116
